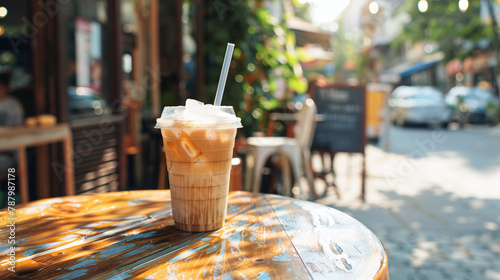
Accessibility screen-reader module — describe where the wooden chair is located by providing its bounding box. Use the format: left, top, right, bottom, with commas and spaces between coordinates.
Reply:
244, 99, 317, 198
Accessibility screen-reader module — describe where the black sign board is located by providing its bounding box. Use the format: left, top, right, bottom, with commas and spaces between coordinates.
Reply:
312, 85, 366, 153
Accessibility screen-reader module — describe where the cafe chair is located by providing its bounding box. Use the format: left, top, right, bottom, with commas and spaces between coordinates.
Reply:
244, 98, 317, 198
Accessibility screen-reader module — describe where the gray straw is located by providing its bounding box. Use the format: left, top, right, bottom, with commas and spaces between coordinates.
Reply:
214, 43, 235, 106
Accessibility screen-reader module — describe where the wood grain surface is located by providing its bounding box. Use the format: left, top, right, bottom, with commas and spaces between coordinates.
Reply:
0, 191, 388, 279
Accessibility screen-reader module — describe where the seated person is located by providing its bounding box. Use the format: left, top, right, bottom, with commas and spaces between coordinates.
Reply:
0, 70, 23, 126
0, 70, 24, 182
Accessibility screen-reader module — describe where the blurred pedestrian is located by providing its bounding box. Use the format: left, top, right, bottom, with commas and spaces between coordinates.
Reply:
0, 70, 24, 182
0, 70, 24, 126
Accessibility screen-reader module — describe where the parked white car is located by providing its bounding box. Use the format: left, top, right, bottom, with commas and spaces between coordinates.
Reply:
389, 86, 451, 128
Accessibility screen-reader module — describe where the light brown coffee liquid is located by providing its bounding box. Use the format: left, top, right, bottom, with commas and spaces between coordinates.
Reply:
161, 127, 237, 231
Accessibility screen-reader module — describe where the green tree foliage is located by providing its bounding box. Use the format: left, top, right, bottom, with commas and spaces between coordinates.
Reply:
394, 0, 492, 61
204, 0, 307, 136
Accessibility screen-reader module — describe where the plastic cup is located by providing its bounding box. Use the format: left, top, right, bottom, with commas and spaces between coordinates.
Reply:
155, 105, 241, 232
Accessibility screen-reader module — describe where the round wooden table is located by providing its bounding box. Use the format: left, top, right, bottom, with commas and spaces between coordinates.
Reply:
0, 191, 388, 279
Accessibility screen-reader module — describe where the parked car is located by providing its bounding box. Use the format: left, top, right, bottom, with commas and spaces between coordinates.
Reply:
445, 86, 500, 124
389, 86, 451, 128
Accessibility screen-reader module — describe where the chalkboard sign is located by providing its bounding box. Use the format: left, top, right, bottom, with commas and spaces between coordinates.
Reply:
312, 85, 366, 153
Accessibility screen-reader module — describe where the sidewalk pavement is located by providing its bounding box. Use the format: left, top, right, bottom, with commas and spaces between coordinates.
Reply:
311, 145, 500, 280
464, 124, 500, 139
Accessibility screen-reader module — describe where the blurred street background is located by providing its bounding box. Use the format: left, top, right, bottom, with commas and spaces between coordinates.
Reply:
0, 0, 500, 279
315, 124, 500, 279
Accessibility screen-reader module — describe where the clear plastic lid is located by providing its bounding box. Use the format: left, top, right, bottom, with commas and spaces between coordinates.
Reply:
154, 105, 242, 129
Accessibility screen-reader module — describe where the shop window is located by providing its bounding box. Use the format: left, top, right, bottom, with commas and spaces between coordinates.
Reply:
66, 0, 111, 119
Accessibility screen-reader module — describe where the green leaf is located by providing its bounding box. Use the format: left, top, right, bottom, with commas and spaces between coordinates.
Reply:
288, 76, 308, 94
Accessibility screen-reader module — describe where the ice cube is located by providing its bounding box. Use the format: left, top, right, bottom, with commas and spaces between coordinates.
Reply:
185, 103, 220, 121
184, 106, 203, 120
201, 105, 221, 116
185, 99, 204, 107
179, 136, 202, 161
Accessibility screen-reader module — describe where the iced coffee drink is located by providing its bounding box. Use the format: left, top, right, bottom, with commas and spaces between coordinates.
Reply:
155, 99, 242, 232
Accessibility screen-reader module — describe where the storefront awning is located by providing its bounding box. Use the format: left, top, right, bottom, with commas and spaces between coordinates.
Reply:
378, 53, 444, 83
399, 60, 440, 77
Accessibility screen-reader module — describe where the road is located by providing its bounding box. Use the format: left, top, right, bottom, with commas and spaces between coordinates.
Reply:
387, 124, 500, 199
314, 124, 500, 280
